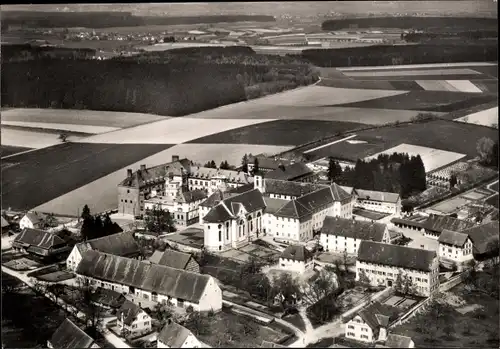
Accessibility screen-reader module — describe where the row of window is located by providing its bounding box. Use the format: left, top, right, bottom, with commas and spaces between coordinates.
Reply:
359, 268, 429, 283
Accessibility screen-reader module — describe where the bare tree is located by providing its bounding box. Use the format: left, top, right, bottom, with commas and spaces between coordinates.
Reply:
47, 283, 66, 310
58, 133, 68, 143
74, 277, 104, 338
301, 268, 337, 306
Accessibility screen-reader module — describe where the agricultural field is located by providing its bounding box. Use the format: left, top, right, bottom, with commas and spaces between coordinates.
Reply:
304, 119, 499, 161
1, 121, 119, 134
33, 143, 291, 216
1, 128, 87, 149
1, 142, 173, 212
1, 145, 31, 158
486, 194, 499, 209
455, 106, 498, 127
365, 143, 466, 173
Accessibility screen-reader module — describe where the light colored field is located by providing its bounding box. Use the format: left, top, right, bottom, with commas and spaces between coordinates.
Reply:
1, 121, 119, 134
365, 143, 466, 173
461, 190, 488, 201
337, 62, 497, 71
1, 128, 85, 149
415, 80, 460, 92
343, 68, 482, 77
33, 143, 292, 216
455, 106, 498, 126
77, 118, 273, 144
429, 197, 470, 214
1, 108, 168, 128
445, 80, 483, 93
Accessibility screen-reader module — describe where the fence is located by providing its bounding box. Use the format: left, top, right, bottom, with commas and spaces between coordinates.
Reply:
439, 271, 466, 292
341, 287, 394, 322
389, 296, 432, 328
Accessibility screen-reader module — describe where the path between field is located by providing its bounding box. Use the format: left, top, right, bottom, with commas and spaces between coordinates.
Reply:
303, 134, 357, 154
487, 179, 499, 191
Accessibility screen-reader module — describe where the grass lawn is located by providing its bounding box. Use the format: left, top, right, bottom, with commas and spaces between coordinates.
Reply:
391, 277, 499, 348
486, 194, 499, 208
1, 142, 174, 211
0, 144, 32, 157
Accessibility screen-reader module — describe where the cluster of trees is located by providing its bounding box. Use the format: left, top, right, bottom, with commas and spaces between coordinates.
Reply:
241, 153, 259, 174
403, 30, 498, 43
2, 47, 318, 115
476, 137, 499, 168
202, 160, 231, 170
144, 205, 176, 235
80, 205, 122, 241
1, 44, 96, 63
328, 152, 427, 198
299, 42, 497, 67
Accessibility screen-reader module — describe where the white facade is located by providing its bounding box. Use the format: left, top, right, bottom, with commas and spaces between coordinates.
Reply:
438, 238, 474, 264
278, 257, 314, 274
356, 197, 401, 215
355, 259, 440, 297
66, 246, 83, 271
19, 215, 39, 230
320, 227, 391, 255
118, 309, 152, 335
157, 332, 201, 348
346, 315, 383, 343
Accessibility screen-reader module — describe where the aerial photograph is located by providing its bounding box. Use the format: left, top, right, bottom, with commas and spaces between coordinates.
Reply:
0, 1, 498, 348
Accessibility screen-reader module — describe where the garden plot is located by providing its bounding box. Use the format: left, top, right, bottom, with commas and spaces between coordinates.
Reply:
445, 80, 483, 93
1, 128, 85, 149
455, 106, 498, 127
1, 121, 120, 134
461, 190, 489, 201
365, 143, 466, 173
33, 143, 291, 216
428, 196, 470, 214
77, 117, 274, 144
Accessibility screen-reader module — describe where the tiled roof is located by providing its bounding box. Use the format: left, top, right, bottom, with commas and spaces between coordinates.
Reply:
158, 321, 192, 348
248, 154, 291, 171
1, 216, 10, 228
116, 300, 143, 326
202, 204, 233, 223
357, 301, 399, 330
321, 216, 387, 242
438, 229, 469, 247
13, 228, 66, 250
296, 187, 335, 212
203, 189, 266, 223
273, 200, 312, 222
24, 211, 45, 224
49, 318, 95, 349
280, 245, 313, 262
76, 251, 211, 303
353, 208, 390, 221
92, 287, 126, 308
148, 249, 194, 270
357, 241, 437, 272
461, 221, 499, 255
261, 340, 286, 348
75, 232, 140, 258
355, 189, 400, 203
190, 166, 252, 184
330, 183, 352, 201
263, 197, 290, 215
421, 214, 475, 234
119, 159, 191, 188
340, 185, 355, 195
265, 162, 314, 181
228, 183, 255, 195
200, 190, 237, 208
385, 334, 414, 348
176, 189, 207, 204
264, 179, 327, 197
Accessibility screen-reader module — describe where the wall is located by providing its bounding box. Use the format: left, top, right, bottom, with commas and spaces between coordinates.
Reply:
198, 277, 223, 312
278, 257, 313, 274
182, 333, 202, 348
66, 245, 82, 271
19, 216, 35, 230
439, 271, 466, 292
346, 315, 375, 342
389, 296, 432, 329
438, 239, 474, 264
118, 185, 141, 217
356, 199, 398, 215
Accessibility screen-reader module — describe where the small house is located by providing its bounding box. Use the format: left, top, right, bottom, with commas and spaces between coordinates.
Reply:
47, 318, 99, 349
116, 300, 152, 336
157, 320, 201, 348
384, 334, 415, 348
279, 244, 314, 274
19, 212, 45, 230
13, 228, 70, 261
148, 249, 200, 273
438, 229, 474, 267
345, 301, 399, 343
91, 287, 126, 309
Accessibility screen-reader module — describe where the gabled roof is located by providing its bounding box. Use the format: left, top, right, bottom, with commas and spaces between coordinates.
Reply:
385, 334, 414, 348
76, 251, 211, 303
1, 216, 10, 228
203, 188, 266, 223
248, 154, 291, 170
176, 189, 207, 204
265, 162, 314, 181
263, 197, 290, 215
461, 221, 499, 254
92, 287, 126, 308
148, 249, 195, 270
355, 189, 400, 203
120, 159, 191, 188
24, 211, 45, 224
330, 183, 352, 201
200, 190, 236, 208
264, 179, 327, 198
14, 228, 66, 250
158, 321, 193, 348
438, 229, 469, 247
422, 214, 475, 234
76, 232, 140, 258
190, 166, 252, 184
273, 200, 312, 222
49, 318, 95, 349
321, 216, 387, 242
280, 245, 313, 262
357, 241, 437, 272
202, 204, 233, 223
357, 301, 399, 330
340, 185, 355, 195
296, 187, 335, 212
116, 300, 143, 326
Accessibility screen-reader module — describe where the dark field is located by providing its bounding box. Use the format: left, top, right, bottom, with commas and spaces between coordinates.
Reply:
318, 78, 425, 91
491, 182, 499, 192
486, 194, 499, 208
1, 142, 173, 211
331, 91, 497, 112
1, 144, 31, 157
348, 74, 489, 81
2, 124, 93, 137
187, 120, 365, 146
470, 80, 499, 94
306, 119, 499, 161
439, 100, 499, 121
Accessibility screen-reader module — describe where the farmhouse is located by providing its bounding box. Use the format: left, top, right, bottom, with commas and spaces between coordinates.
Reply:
264, 162, 316, 182
345, 301, 399, 343
66, 232, 141, 271
278, 244, 314, 274
460, 221, 499, 260
118, 155, 252, 218
353, 189, 401, 215
47, 318, 99, 349
116, 300, 152, 336
356, 241, 440, 296
19, 211, 45, 230
437, 229, 474, 266
12, 228, 70, 261
320, 217, 391, 254
420, 214, 475, 239
148, 249, 200, 273
247, 154, 291, 174
76, 250, 222, 312
157, 320, 201, 348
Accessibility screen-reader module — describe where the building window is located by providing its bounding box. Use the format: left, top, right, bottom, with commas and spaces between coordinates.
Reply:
219, 231, 222, 241
348, 325, 355, 329
144, 321, 150, 326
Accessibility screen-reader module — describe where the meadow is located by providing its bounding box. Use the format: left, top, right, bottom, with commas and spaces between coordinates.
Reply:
455, 106, 498, 127
0, 145, 31, 158
1, 128, 87, 149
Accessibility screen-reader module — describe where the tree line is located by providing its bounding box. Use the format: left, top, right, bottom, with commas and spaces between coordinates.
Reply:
80, 204, 123, 241
298, 42, 497, 67
328, 152, 427, 198
403, 30, 498, 43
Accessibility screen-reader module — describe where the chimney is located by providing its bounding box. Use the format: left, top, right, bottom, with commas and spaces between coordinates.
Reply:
127, 169, 133, 177
140, 164, 146, 171
172, 155, 180, 162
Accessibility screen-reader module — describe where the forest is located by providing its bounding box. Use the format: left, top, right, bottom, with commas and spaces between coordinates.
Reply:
328, 153, 427, 198
402, 31, 498, 43
1, 10, 275, 29
321, 17, 498, 31
299, 42, 498, 67
1, 44, 96, 62
1, 46, 318, 116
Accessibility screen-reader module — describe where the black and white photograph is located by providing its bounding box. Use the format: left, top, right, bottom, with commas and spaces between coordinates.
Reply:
0, 1, 498, 348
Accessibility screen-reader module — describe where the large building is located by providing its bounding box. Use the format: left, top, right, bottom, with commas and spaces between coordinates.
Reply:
117, 156, 252, 218
13, 228, 70, 261
350, 188, 402, 216
76, 250, 223, 312
264, 162, 316, 182
247, 155, 291, 174
356, 241, 440, 296
148, 249, 200, 273
320, 217, 391, 254
437, 229, 474, 265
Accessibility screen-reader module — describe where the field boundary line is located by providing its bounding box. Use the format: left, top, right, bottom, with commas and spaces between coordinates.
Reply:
304, 134, 357, 154
337, 62, 497, 71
